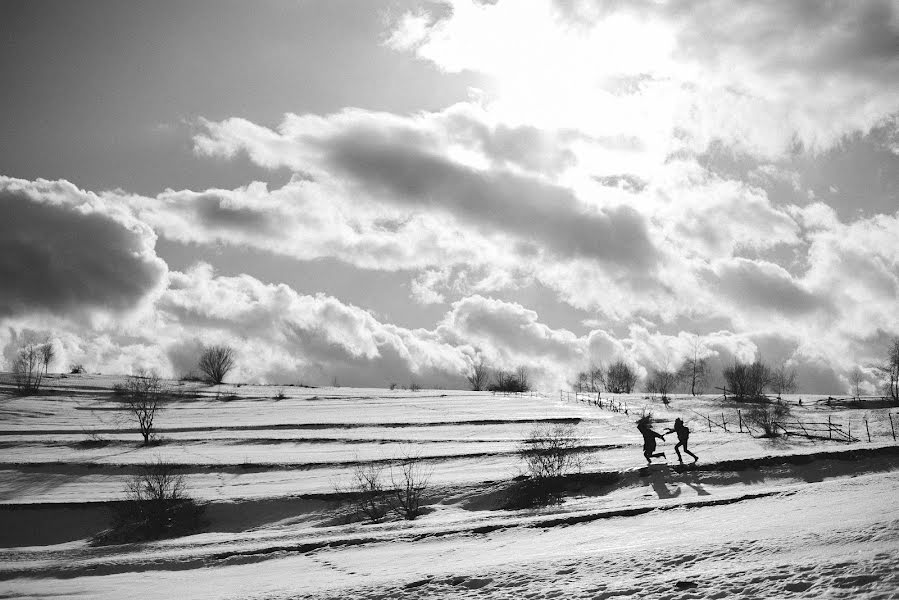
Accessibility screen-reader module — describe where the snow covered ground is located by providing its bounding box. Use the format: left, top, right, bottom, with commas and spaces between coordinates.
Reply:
1, 375, 898, 599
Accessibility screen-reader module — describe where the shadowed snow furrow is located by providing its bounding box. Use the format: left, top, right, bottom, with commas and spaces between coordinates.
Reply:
0, 488, 794, 580
0, 417, 586, 437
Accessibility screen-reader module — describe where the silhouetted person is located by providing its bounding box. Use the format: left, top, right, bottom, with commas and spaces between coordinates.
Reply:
664, 417, 698, 464
637, 416, 666, 464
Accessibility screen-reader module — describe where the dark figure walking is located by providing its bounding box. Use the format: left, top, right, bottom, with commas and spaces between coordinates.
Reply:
637, 416, 666, 464
664, 418, 698, 464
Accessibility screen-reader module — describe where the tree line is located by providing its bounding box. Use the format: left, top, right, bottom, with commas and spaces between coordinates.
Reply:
465, 337, 899, 401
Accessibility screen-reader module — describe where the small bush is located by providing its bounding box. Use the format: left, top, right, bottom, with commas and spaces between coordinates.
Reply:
744, 400, 791, 437
94, 461, 205, 545
179, 370, 205, 382
69, 363, 85, 374
343, 463, 389, 523
514, 424, 587, 506
388, 454, 432, 520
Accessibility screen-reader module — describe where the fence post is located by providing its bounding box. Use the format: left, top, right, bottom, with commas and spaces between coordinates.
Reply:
707, 415, 711, 432
848, 420, 851, 442
738, 409, 743, 433
890, 413, 896, 442
865, 417, 871, 443
828, 415, 832, 440
722, 413, 727, 432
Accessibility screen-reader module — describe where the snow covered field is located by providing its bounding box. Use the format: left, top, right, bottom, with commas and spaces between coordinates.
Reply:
2, 375, 898, 599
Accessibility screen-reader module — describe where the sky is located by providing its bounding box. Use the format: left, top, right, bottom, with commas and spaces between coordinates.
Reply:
1, 0, 897, 392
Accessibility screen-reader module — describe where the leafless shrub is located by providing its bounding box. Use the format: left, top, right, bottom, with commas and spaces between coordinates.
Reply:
94, 460, 205, 545
387, 454, 432, 520
606, 360, 637, 394
514, 423, 587, 506
723, 360, 772, 400
744, 400, 791, 437
69, 363, 85, 374
75, 429, 110, 449
466, 358, 490, 391
12, 342, 53, 396
341, 463, 389, 523
119, 369, 167, 444
179, 370, 204, 382
198, 345, 236, 385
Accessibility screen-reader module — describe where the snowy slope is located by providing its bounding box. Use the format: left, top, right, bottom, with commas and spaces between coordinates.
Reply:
1, 376, 897, 598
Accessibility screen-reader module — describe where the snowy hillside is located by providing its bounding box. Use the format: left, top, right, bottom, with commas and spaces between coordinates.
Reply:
2, 375, 898, 599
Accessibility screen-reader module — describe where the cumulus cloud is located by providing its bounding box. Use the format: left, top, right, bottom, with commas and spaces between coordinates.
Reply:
714, 258, 828, 317
0, 176, 167, 319
194, 107, 661, 273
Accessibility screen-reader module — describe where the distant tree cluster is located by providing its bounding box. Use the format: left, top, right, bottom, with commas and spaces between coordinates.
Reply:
463, 359, 530, 393
645, 367, 679, 400
723, 360, 771, 400
573, 364, 604, 393
489, 366, 531, 393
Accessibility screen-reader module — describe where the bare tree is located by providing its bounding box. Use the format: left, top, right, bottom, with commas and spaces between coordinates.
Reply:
770, 364, 798, 399
119, 369, 166, 444
646, 367, 679, 400
874, 338, 899, 401
198, 345, 236, 385
388, 454, 432, 520
850, 367, 864, 400
677, 342, 708, 396
12, 342, 53, 396
515, 365, 530, 392
465, 358, 490, 391
723, 360, 772, 401
606, 360, 637, 393
574, 363, 604, 393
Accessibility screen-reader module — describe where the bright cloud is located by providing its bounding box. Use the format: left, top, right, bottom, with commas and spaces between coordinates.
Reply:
1, 2, 896, 394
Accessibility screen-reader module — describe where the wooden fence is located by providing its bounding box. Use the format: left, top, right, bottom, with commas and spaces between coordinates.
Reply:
560, 388, 899, 445
559, 390, 630, 413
